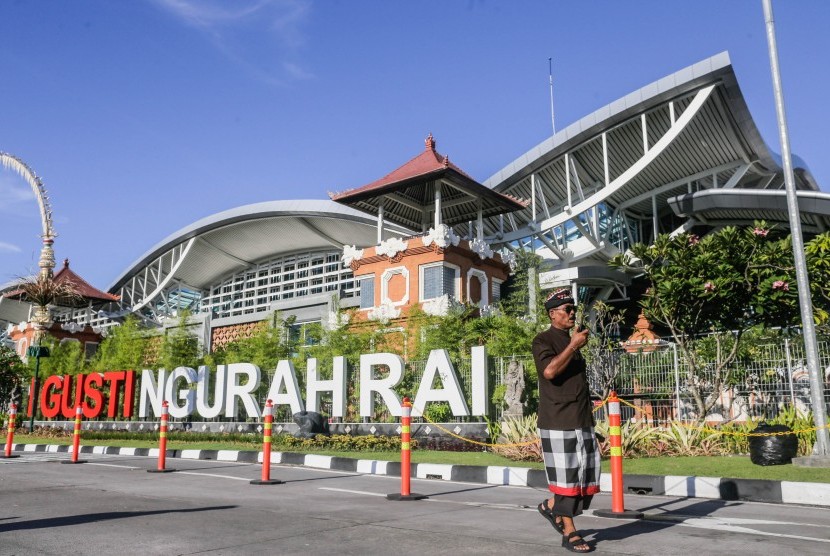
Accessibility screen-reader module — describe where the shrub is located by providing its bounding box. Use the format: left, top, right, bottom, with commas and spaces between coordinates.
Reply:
488, 414, 541, 462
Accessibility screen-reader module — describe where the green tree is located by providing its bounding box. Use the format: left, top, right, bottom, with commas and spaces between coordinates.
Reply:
90, 315, 149, 371
159, 311, 203, 370
609, 222, 799, 417
804, 231, 830, 328
499, 249, 544, 320
30, 336, 88, 377
580, 300, 625, 400
0, 344, 26, 410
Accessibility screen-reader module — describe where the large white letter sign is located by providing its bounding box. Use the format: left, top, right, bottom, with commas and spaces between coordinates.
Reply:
412, 349, 469, 417
266, 359, 305, 415
195, 365, 227, 419
359, 353, 404, 417
139, 368, 167, 418
165, 366, 197, 418
470, 345, 488, 416
225, 363, 262, 419
306, 357, 347, 417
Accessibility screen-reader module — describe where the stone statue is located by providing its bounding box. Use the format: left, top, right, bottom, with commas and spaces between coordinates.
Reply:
503, 359, 525, 417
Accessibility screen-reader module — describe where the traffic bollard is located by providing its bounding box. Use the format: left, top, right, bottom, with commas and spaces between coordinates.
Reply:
594, 392, 642, 519
148, 400, 176, 473
387, 397, 426, 501
251, 399, 283, 485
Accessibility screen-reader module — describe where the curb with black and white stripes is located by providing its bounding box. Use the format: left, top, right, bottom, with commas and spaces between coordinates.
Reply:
10, 443, 830, 507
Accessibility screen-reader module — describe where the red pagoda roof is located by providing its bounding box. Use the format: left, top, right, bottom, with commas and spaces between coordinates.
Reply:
330, 135, 527, 229
4, 259, 119, 308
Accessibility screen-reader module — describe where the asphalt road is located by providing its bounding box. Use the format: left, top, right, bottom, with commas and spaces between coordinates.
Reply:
2, 451, 829, 555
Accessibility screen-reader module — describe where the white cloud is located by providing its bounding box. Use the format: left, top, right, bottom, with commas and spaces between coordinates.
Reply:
0, 241, 22, 253
152, 0, 313, 84
0, 173, 35, 210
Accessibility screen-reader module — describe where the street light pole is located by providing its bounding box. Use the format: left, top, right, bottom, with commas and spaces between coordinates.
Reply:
762, 0, 829, 456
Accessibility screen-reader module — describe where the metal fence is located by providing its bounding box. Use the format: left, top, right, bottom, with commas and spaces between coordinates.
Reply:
590, 339, 830, 424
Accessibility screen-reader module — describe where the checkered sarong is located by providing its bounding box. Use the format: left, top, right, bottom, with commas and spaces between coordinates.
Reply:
539, 427, 601, 496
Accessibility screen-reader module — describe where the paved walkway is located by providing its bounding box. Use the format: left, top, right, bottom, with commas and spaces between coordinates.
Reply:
7, 442, 830, 507
2, 448, 830, 555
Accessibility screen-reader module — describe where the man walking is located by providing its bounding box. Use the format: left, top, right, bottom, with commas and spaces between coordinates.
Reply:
532, 288, 600, 553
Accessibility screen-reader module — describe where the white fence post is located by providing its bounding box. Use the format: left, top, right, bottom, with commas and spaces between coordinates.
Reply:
785, 338, 796, 408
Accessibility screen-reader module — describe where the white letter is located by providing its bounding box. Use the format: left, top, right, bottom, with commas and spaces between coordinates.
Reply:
139, 369, 167, 418
225, 363, 262, 419
471, 345, 489, 416
196, 365, 227, 419
267, 359, 305, 415
306, 357, 347, 417
412, 349, 469, 417
359, 353, 403, 418
165, 367, 197, 418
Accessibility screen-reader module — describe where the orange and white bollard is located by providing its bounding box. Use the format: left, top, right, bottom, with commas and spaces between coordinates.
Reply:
594, 391, 642, 519
148, 401, 175, 473
61, 405, 87, 464
2, 403, 20, 459
251, 399, 283, 485
387, 397, 425, 501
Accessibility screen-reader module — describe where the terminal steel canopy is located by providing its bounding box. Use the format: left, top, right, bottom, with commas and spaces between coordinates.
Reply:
107, 200, 410, 314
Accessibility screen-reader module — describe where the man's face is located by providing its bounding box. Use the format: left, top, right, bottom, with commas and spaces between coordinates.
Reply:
549, 304, 576, 330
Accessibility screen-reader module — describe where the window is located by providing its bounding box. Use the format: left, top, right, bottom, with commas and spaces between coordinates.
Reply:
359, 275, 374, 309
492, 279, 503, 303
421, 263, 459, 301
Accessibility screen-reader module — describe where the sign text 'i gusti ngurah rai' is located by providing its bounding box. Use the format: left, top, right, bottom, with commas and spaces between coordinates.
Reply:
29, 347, 491, 420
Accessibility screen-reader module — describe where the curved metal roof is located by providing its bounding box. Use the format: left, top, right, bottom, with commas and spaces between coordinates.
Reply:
108, 199, 410, 299
485, 52, 827, 276
483, 52, 821, 248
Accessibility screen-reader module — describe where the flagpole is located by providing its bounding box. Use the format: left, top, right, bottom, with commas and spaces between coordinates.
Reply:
762, 0, 828, 456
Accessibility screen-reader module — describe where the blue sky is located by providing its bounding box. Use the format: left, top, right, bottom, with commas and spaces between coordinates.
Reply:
1, 0, 828, 290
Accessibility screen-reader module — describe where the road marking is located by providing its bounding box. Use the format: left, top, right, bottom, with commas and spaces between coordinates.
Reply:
590, 511, 830, 543
84, 463, 140, 470
176, 471, 251, 481
318, 487, 387, 497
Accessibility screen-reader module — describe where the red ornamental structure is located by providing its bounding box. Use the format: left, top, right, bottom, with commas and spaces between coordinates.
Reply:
387, 397, 425, 501
251, 399, 283, 485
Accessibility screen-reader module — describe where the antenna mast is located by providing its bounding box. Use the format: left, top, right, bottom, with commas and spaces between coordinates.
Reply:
548, 57, 556, 136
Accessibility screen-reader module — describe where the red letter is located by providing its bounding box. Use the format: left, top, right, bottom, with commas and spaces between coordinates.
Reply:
82, 373, 104, 419
123, 370, 136, 418
61, 374, 85, 419
27, 377, 35, 417
104, 371, 125, 418
40, 375, 63, 419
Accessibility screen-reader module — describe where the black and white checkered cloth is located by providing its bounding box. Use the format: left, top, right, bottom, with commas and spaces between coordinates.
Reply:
539, 427, 601, 496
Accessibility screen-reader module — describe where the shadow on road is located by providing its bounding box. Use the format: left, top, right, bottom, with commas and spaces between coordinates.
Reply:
0, 505, 238, 532
584, 497, 734, 543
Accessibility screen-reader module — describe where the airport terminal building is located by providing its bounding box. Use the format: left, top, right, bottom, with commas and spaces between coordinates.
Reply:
3, 52, 828, 354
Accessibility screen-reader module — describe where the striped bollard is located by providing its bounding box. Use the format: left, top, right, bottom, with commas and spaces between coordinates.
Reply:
61, 405, 87, 464
387, 397, 425, 501
2, 403, 20, 458
148, 401, 176, 473
594, 391, 642, 519
251, 399, 283, 485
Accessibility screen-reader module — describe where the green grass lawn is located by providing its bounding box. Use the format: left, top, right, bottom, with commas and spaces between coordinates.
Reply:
12, 433, 830, 483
